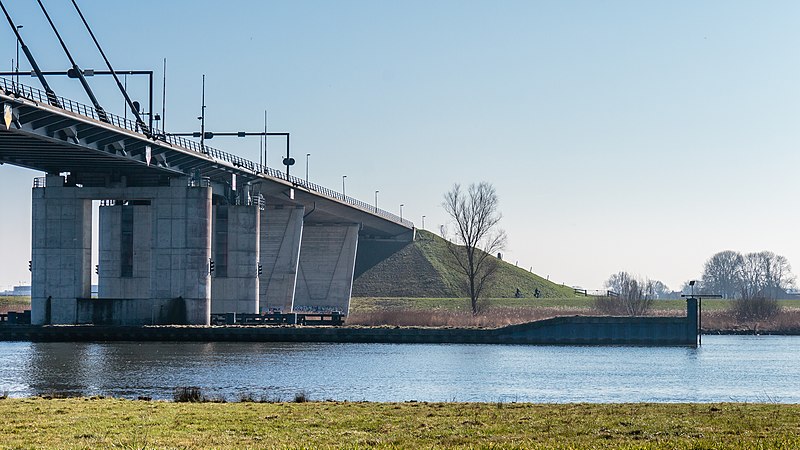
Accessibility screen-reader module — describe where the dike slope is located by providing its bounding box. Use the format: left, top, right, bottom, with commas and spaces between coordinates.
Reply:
352, 230, 574, 298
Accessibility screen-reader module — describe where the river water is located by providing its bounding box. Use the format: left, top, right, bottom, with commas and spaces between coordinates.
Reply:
0, 335, 797, 403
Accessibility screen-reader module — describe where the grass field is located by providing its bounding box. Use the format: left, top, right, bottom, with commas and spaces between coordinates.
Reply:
0, 398, 798, 449
351, 296, 800, 313
348, 297, 800, 331
0, 295, 29, 315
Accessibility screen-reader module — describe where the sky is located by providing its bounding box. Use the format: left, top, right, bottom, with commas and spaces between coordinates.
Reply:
1, 1, 799, 292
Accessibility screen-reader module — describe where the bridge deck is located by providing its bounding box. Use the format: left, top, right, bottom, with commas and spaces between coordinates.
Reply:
0, 77, 412, 238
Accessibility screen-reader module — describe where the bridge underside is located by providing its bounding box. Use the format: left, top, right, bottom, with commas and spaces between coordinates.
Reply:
2, 84, 414, 326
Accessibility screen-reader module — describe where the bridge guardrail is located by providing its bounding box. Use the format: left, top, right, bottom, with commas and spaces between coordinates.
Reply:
2, 77, 413, 228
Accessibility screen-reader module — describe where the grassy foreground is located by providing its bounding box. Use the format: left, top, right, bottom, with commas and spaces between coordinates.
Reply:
1, 398, 799, 449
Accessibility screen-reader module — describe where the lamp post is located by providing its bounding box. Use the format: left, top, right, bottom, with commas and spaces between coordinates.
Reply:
399, 204, 404, 220
198, 74, 206, 151
305, 153, 310, 184
15, 25, 22, 87
690, 280, 699, 345
374, 190, 379, 212
422, 215, 426, 229
342, 175, 347, 197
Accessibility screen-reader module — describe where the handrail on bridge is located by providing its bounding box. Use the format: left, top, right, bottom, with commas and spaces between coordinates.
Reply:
1, 76, 413, 228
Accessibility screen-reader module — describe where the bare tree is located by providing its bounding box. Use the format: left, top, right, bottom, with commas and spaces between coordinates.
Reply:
701, 250, 744, 299
442, 182, 507, 315
739, 251, 795, 300
601, 271, 655, 316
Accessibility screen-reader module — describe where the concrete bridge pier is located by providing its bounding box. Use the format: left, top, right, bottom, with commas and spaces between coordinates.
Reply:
31, 175, 92, 325
211, 204, 260, 314
32, 175, 213, 326
294, 223, 360, 314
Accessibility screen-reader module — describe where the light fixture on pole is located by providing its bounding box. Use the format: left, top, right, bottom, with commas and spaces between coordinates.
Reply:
374, 190, 379, 212
342, 175, 347, 197
681, 280, 720, 347
305, 153, 310, 184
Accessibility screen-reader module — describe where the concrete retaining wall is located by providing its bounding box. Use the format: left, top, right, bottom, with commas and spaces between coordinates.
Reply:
0, 300, 698, 347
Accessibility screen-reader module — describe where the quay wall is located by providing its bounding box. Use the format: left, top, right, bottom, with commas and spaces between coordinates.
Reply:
0, 308, 698, 347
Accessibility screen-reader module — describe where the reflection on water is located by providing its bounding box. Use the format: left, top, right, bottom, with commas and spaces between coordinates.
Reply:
1, 335, 799, 402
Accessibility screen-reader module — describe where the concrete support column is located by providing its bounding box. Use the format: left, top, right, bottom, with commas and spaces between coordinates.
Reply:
98, 203, 152, 298
295, 223, 359, 314
259, 205, 304, 312
149, 181, 212, 325
211, 205, 260, 314
31, 175, 92, 325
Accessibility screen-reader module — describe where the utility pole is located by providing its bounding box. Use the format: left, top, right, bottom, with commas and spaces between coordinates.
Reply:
199, 74, 206, 151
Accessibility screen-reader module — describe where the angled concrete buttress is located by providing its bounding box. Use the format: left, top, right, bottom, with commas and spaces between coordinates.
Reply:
294, 223, 360, 314
211, 204, 260, 314
258, 205, 304, 312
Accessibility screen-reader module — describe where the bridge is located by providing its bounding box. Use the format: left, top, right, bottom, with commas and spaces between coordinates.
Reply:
0, 76, 414, 326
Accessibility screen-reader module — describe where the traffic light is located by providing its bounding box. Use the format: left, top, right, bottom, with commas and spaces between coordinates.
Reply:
209, 259, 215, 274
95, 264, 99, 275
28, 260, 31, 272
258, 263, 263, 276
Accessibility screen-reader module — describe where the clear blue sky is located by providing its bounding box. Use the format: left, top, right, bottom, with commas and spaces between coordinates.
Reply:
1, 1, 799, 292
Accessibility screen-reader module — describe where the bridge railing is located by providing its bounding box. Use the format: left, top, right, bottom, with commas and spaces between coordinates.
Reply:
2, 77, 413, 228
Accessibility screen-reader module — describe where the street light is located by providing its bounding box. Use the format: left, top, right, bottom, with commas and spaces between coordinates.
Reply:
342, 175, 347, 197
374, 190, 379, 212
422, 215, 426, 229
400, 204, 404, 220
15, 25, 22, 87
305, 153, 310, 184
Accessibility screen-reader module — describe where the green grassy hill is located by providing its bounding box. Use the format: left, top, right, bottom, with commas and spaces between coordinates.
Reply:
352, 230, 575, 298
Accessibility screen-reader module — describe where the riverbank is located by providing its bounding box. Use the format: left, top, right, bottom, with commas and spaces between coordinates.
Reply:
6, 295, 800, 334
0, 398, 798, 449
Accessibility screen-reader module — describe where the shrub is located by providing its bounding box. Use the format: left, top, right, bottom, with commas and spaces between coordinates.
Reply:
294, 391, 309, 403
732, 297, 781, 322
592, 296, 627, 315
174, 386, 205, 403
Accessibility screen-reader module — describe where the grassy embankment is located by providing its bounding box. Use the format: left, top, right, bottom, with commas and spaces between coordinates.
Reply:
350, 230, 800, 331
349, 296, 800, 332
0, 295, 29, 315
0, 398, 799, 449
